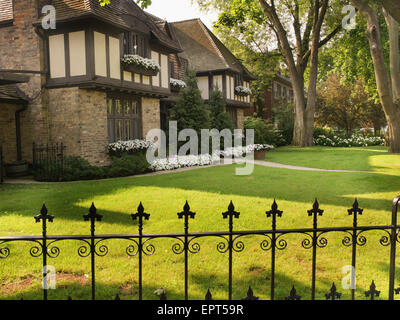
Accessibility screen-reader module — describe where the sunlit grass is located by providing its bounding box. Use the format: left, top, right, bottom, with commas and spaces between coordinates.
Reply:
0, 146, 399, 300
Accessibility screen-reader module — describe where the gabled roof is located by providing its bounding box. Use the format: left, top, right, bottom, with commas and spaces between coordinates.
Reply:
0, 0, 13, 25
169, 19, 255, 80
145, 12, 188, 60
36, 0, 181, 52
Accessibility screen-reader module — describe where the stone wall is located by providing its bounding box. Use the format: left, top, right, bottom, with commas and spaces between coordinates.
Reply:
237, 108, 244, 131
141, 97, 160, 139
0, 103, 17, 163
78, 89, 109, 166
0, 0, 48, 163
47, 87, 109, 166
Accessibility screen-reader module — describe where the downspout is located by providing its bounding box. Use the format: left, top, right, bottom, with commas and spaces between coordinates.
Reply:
34, 25, 51, 143
15, 104, 28, 161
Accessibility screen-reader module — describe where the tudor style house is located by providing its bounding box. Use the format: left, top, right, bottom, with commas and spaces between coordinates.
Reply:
149, 17, 255, 131
0, 0, 254, 169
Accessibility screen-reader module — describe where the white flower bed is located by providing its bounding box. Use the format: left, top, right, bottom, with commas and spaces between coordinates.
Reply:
149, 154, 220, 171
314, 134, 385, 147
108, 139, 155, 155
121, 54, 160, 73
234, 86, 252, 96
149, 144, 275, 172
170, 78, 187, 89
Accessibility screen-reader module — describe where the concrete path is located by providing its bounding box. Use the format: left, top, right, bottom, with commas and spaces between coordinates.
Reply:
253, 160, 370, 173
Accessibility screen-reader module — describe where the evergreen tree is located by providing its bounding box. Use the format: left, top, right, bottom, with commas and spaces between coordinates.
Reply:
208, 88, 235, 132
170, 70, 210, 135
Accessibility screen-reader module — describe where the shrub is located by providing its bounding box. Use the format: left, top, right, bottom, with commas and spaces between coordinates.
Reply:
62, 156, 108, 181
108, 154, 150, 177
244, 117, 286, 147
313, 134, 385, 147
34, 154, 150, 182
313, 127, 337, 140
170, 70, 211, 135
272, 102, 294, 145
208, 89, 235, 132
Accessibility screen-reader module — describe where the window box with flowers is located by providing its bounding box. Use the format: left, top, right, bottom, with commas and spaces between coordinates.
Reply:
108, 139, 155, 157
121, 54, 160, 76
234, 86, 252, 97
170, 78, 187, 92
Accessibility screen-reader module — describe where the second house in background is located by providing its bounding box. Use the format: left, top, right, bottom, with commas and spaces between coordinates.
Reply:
148, 16, 256, 132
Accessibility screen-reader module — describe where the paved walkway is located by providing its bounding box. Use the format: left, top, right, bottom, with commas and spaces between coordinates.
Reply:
1, 160, 369, 185
252, 160, 370, 173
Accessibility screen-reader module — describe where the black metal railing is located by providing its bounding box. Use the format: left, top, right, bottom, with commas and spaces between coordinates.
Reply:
32, 142, 66, 182
0, 197, 400, 301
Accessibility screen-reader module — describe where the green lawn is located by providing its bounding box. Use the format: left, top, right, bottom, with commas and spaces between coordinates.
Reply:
0, 146, 399, 300
266, 145, 400, 175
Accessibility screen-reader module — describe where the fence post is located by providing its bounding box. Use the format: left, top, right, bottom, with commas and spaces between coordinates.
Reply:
307, 199, 324, 300
83, 203, 103, 300
222, 201, 240, 300
266, 199, 283, 301
131, 202, 150, 301
34, 204, 54, 300
177, 201, 195, 300
348, 198, 363, 300
389, 196, 400, 300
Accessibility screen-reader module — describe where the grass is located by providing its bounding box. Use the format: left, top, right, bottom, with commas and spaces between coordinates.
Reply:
0, 146, 399, 300
266, 145, 400, 175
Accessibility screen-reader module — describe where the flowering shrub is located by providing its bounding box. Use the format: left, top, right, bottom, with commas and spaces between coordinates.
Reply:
149, 144, 275, 172
170, 78, 187, 90
121, 54, 160, 73
220, 144, 274, 157
234, 86, 252, 97
313, 134, 385, 147
108, 140, 155, 156
149, 154, 220, 172
248, 144, 275, 152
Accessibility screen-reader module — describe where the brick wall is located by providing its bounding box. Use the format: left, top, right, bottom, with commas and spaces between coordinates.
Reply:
141, 97, 160, 139
79, 89, 109, 166
237, 108, 244, 131
0, 103, 17, 163
47, 87, 109, 166
0, 0, 48, 163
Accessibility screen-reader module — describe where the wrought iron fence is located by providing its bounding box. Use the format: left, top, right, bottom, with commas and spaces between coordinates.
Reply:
32, 142, 66, 182
0, 197, 400, 300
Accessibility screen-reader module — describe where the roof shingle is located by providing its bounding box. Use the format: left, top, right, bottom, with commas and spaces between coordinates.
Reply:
36, 0, 181, 52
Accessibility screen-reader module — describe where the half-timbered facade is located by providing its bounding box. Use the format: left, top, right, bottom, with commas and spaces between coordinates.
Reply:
0, 1, 255, 169
149, 17, 255, 130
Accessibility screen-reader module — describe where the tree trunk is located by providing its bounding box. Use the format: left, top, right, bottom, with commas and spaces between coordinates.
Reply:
351, 0, 400, 153
382, 0, 400, 24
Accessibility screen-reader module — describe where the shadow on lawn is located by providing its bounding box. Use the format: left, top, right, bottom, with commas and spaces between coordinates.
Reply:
0, 163, 399, 227
1, 268, 376, 301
